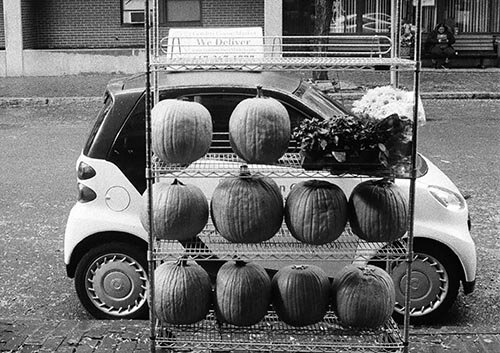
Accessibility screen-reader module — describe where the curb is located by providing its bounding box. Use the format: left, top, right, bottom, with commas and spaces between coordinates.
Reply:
0, 96, 102, 107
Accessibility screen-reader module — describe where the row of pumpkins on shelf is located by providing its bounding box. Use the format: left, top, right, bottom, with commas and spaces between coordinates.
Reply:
141, 168, 409, 244
153, 258, 396, 330
151, 85, 291, 165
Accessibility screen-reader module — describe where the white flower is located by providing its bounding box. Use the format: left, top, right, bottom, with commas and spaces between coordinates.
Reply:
352, 85, 426, 125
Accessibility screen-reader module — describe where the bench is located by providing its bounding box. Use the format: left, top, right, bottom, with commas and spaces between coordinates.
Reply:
423, 33, 499, 68
454, 34, 499, 68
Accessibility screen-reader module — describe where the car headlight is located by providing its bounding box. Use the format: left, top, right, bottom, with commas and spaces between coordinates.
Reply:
428, 185, 465, 211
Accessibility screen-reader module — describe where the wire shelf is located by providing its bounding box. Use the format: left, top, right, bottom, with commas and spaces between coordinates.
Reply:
151, 55, 415, 72
152, 34, 416, 72
153, 223, 407, 263
155, 312, 404, 353
152, 153, 412, 179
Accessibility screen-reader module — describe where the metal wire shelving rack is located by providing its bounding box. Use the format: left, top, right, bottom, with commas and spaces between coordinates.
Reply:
144, 1, 423, 352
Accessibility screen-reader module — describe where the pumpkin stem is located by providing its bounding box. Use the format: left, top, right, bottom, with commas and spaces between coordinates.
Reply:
256, 85, 264, 98
234, 260, 247, 267
172, 178, 185, 186
376, 177, 395, 186
239, 165, 251, 177
176, 255, 189, 267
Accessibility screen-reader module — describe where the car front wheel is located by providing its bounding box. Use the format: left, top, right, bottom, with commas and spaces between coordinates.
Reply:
372, 241, 461, 324
74, 242, 149, 319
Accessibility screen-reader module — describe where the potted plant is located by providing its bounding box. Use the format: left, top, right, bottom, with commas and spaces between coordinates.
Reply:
400, 22, 416, 58
292, 113, 413, 177
351, 85, 426, 126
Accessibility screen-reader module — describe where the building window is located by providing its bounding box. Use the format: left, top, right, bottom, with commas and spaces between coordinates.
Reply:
122, 0, 148, 24
446, 0, 492, 33
166, 0, 201, 22
122, 0, 201, 25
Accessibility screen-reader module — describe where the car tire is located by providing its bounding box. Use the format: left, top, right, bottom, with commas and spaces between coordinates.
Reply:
371, 241, 460, 324
74, 242, 149, 319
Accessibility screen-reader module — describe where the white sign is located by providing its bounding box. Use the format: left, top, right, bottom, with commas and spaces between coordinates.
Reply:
163, 27, 264, 59
413, 0, 435, 6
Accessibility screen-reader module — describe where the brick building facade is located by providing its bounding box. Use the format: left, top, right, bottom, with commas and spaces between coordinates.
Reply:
0, 0, 269, 76
1, 0, 498, 76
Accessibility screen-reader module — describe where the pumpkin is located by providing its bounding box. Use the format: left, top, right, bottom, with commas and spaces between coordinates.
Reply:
141, 179, 208, 241
154, 258, 212, 325
215, 260, 272, 326
210, 166, 284, 243
332, 264, 395, 329
348, 178, 408, 242
285, 180, 348, 245
271, 264, 330, 327
152, 99, 212, 164
229, 85, 291, 164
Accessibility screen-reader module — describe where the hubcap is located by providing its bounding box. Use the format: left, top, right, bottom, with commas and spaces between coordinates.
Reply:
391, 253, 449, 317
86, 254, 148, 317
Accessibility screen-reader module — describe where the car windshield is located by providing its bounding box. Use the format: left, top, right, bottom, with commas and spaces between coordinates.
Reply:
293, 81, 346, 118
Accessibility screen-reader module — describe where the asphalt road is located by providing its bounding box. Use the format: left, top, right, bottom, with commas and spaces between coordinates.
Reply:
0, 99, 498, 325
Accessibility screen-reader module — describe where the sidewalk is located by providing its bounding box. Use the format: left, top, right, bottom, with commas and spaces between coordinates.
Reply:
0, 68, 500, 105
2, 317, 500, 352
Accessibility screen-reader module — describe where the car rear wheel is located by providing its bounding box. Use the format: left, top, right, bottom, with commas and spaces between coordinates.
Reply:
75, 242, 148, 319
371, 241, 460, 324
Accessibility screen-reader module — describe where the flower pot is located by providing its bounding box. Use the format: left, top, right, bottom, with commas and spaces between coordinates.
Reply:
301, 149, 384, 176
400, 46, 413, 58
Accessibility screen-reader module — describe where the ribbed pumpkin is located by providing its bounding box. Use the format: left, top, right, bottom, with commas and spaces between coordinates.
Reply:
152, 99, 213, 164
271, 264, 331, 327
141, 179, 209, 241
210, 166, 284, 243
215, 260, 272, 326
333, 265, 395, 329
229, 86, 291, 164
348, 178, 408, 242
285, 180, 348, 245
154, 258, 212, 325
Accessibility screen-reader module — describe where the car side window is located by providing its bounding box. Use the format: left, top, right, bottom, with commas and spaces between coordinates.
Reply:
108, 98, 146, 193
108, 93, 311, 193
179, 94, 305, 153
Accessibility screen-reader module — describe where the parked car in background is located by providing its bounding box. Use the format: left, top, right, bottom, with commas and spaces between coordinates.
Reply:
64, 71, 476, 323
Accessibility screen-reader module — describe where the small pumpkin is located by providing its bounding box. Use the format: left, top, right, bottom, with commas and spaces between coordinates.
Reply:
154, 257, 212, 325
272, 264, 330, 327
285, 180, 348, 245
210, 166, 284, 243
229, 85, 291, 164
141, 179, 208, 241
348, 178, 408, 242
215, 260, 272, 326
152, 99, 213, 164
332, 264, 395, 329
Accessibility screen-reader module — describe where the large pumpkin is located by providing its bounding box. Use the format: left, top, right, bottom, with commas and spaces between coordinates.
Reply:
332, 264, 395, 329
141, 179, 209, 241
152, 99, 213, 164
229, 86, 291, 164
215, 260, 272, 326
271, 264, 330, 327
285, 180, 348, 245
210, 166, 284, 243
348, 178, 408, 242
154, 258, 212, 325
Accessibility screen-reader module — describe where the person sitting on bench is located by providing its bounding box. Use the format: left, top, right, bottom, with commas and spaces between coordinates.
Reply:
426, 24, 456, 68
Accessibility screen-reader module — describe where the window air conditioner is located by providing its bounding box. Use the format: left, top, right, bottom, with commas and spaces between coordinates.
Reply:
124, 10, 145, 24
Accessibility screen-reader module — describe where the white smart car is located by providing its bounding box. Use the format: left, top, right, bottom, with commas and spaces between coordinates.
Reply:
64, 71, 476, 323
